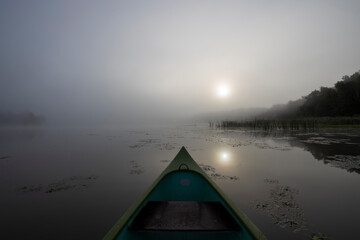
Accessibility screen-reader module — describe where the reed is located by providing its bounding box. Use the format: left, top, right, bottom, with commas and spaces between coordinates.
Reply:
209, 117, 360, 131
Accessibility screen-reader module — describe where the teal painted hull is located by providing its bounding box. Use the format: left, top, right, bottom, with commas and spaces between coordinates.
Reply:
103, 147, 267, 240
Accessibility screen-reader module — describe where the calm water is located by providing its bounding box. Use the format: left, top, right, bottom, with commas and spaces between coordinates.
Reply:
1, 124, 359, 240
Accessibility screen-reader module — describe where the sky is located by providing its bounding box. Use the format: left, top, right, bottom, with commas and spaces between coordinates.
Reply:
1, 0, 360, 124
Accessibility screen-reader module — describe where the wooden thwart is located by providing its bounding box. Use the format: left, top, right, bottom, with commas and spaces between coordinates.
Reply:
129, 201, 242, 231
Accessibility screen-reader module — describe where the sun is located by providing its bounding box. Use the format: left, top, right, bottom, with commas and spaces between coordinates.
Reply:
216, 84, 230, 98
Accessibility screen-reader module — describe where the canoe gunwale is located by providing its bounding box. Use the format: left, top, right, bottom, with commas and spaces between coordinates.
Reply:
102, 147, 267, 240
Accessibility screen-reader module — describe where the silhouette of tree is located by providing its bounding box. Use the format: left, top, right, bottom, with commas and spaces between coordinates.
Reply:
298, 70, 360, 117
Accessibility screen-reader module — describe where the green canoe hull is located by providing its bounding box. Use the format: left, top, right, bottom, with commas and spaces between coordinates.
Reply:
103, 147, 267, 240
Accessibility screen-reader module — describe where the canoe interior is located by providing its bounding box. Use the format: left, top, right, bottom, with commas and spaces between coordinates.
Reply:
115, 171, 254, 240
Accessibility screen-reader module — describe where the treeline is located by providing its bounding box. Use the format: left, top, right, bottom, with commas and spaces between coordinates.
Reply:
0, 111, 45, 126
298, 71, 360, 117
256, 69, 360, 119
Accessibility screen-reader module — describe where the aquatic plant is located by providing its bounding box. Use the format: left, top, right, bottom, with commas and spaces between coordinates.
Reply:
210, 117, 360, 131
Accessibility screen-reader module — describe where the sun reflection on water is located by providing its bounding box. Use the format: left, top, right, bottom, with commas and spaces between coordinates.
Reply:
218, 150, 231, 164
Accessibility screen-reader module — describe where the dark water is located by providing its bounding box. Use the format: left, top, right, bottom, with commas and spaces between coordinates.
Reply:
1, 124, 359, 240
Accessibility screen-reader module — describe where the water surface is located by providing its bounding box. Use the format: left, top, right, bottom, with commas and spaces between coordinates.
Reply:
1, 124, 359, 240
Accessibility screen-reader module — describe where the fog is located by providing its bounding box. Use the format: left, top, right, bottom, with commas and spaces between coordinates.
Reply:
1, 0, 360, 125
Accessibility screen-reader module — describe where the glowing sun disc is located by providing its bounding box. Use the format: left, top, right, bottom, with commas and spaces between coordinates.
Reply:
216, 84, 230, 98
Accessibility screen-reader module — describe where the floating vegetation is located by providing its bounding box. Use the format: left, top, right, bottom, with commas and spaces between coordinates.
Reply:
254, 141, 292, 151
129, 138, 178, 151
20, 185, 42, 193
129, 139, 160, 149
209, 173, 239, 181
205, 132, 292, 151
155, 143, 176, 151
325, 155, 360, 174
205, 135, 255, 148
163, 133, 184, 139
264, 178, 279, 184
199, 163, 239, 181
0, 155, 11, 160
291, 131, 360, 174
129, 160, 144, 175
46, 182, 76, 193
254, 180, 308, 234
19, 175, 98, 194
254, 179, 331, 238
301, 137, 351, 145
199, 164, 215, 173
160, 159, 170, 163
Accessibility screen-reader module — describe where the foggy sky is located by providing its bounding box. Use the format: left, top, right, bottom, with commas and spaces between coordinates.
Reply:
1, 0, 360, 124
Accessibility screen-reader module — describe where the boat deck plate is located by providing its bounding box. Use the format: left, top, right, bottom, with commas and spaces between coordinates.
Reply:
129, 201, 242, 231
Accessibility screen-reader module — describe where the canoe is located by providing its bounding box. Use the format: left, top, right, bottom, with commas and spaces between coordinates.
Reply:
103, 147, 267, 240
